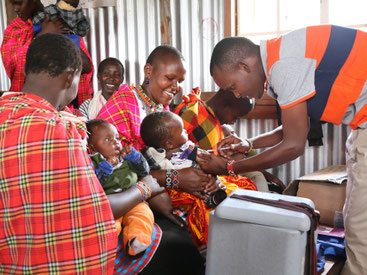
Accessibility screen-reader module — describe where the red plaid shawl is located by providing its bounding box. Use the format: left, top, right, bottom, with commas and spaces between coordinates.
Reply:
97, 84, 169, 151
0, 93, 117, 274
1, 17, 93, 106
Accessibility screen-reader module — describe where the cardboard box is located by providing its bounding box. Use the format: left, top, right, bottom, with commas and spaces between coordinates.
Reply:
284, 166, 347, 227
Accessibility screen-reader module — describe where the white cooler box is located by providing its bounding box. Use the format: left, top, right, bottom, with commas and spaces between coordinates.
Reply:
205, 189, 315, 275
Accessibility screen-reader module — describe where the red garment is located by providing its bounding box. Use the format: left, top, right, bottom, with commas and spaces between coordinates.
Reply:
1, 18, 32, 92
1, 17, 93, 106
97, 84, 169, 151
0, 93, 117, 274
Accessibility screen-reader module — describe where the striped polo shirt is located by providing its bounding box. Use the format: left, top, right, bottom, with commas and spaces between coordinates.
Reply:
260, 25, 367, 129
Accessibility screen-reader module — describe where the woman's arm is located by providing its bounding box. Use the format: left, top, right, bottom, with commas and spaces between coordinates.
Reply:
107, 175, 164, 219
150, 167, 211, 199
80, 49, 92, 74
107, 187, 144, 220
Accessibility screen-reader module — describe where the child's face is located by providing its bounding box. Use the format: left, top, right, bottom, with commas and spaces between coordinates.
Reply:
166, 116, 188, 150
88, 123, 122, 159
145, 56, 186, 106
98, 61, 124, 97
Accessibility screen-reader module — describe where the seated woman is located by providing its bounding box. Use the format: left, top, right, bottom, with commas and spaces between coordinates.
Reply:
97, 45, 221, 245
1, 0, 93, 107
79, 58, 124, 120
97, 45, 255, 249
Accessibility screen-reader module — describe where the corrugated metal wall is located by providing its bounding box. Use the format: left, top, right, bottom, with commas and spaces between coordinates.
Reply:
0, 0, 348, 185
83, 0, 222, 94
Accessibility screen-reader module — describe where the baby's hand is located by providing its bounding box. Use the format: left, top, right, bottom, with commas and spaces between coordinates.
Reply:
120, 145, 132, 158
196, 148, 211, 164
197, 150, 227, 175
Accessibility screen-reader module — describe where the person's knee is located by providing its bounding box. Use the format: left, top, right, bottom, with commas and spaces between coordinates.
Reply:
241, 171, 269, 192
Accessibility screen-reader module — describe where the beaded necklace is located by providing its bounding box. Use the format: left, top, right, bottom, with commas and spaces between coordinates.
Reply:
135, 85, 164, 113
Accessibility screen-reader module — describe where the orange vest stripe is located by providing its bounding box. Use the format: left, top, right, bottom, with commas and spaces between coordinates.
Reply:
266, 37, 282, 75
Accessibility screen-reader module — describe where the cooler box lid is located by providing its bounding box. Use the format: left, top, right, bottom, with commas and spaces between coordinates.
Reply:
214, 189, 315, 232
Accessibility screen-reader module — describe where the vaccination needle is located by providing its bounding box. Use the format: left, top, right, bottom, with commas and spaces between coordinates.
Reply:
207, 147, 231, 153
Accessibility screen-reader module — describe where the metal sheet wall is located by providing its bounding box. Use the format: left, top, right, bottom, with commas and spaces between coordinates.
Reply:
236, 118, 350, 185
83, 0, 222, 93
171, 0, 223, 93
0, 0, 348, 184
0, 0, 221, 93
84, 0, 162, 92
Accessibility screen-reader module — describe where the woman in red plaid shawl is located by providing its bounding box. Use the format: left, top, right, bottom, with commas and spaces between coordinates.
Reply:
98, 45, 207, 274
1, 0, 93, 107
0, 33, 118, 275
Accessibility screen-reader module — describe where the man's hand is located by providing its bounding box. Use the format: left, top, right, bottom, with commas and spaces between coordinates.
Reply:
196, 151, 227, 175
217, 135, 252, 157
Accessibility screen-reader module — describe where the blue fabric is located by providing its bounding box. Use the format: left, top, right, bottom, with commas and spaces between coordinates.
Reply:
114, 224, 161, 274
94, 159, 114, 183
307, 25, 357, 121
316, 233, 346, 273
124, 147, 141, 162
318, 235, 346, 258
32, 25, 80, 48
187, 145, 199, 161
64, 34, 80, 48
33, 24, 42, 36
124, 147, 150, 177
317, 243, 326, 273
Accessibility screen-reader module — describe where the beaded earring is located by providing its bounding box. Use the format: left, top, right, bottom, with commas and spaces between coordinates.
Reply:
145, 77, 149, 84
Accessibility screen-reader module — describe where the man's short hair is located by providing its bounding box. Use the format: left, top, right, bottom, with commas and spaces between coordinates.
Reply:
210, 36, 257, 75
146, 45, 184, 66
97, 57, 125, 75
140, 111, 175, 148
25, 33, 82, 78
